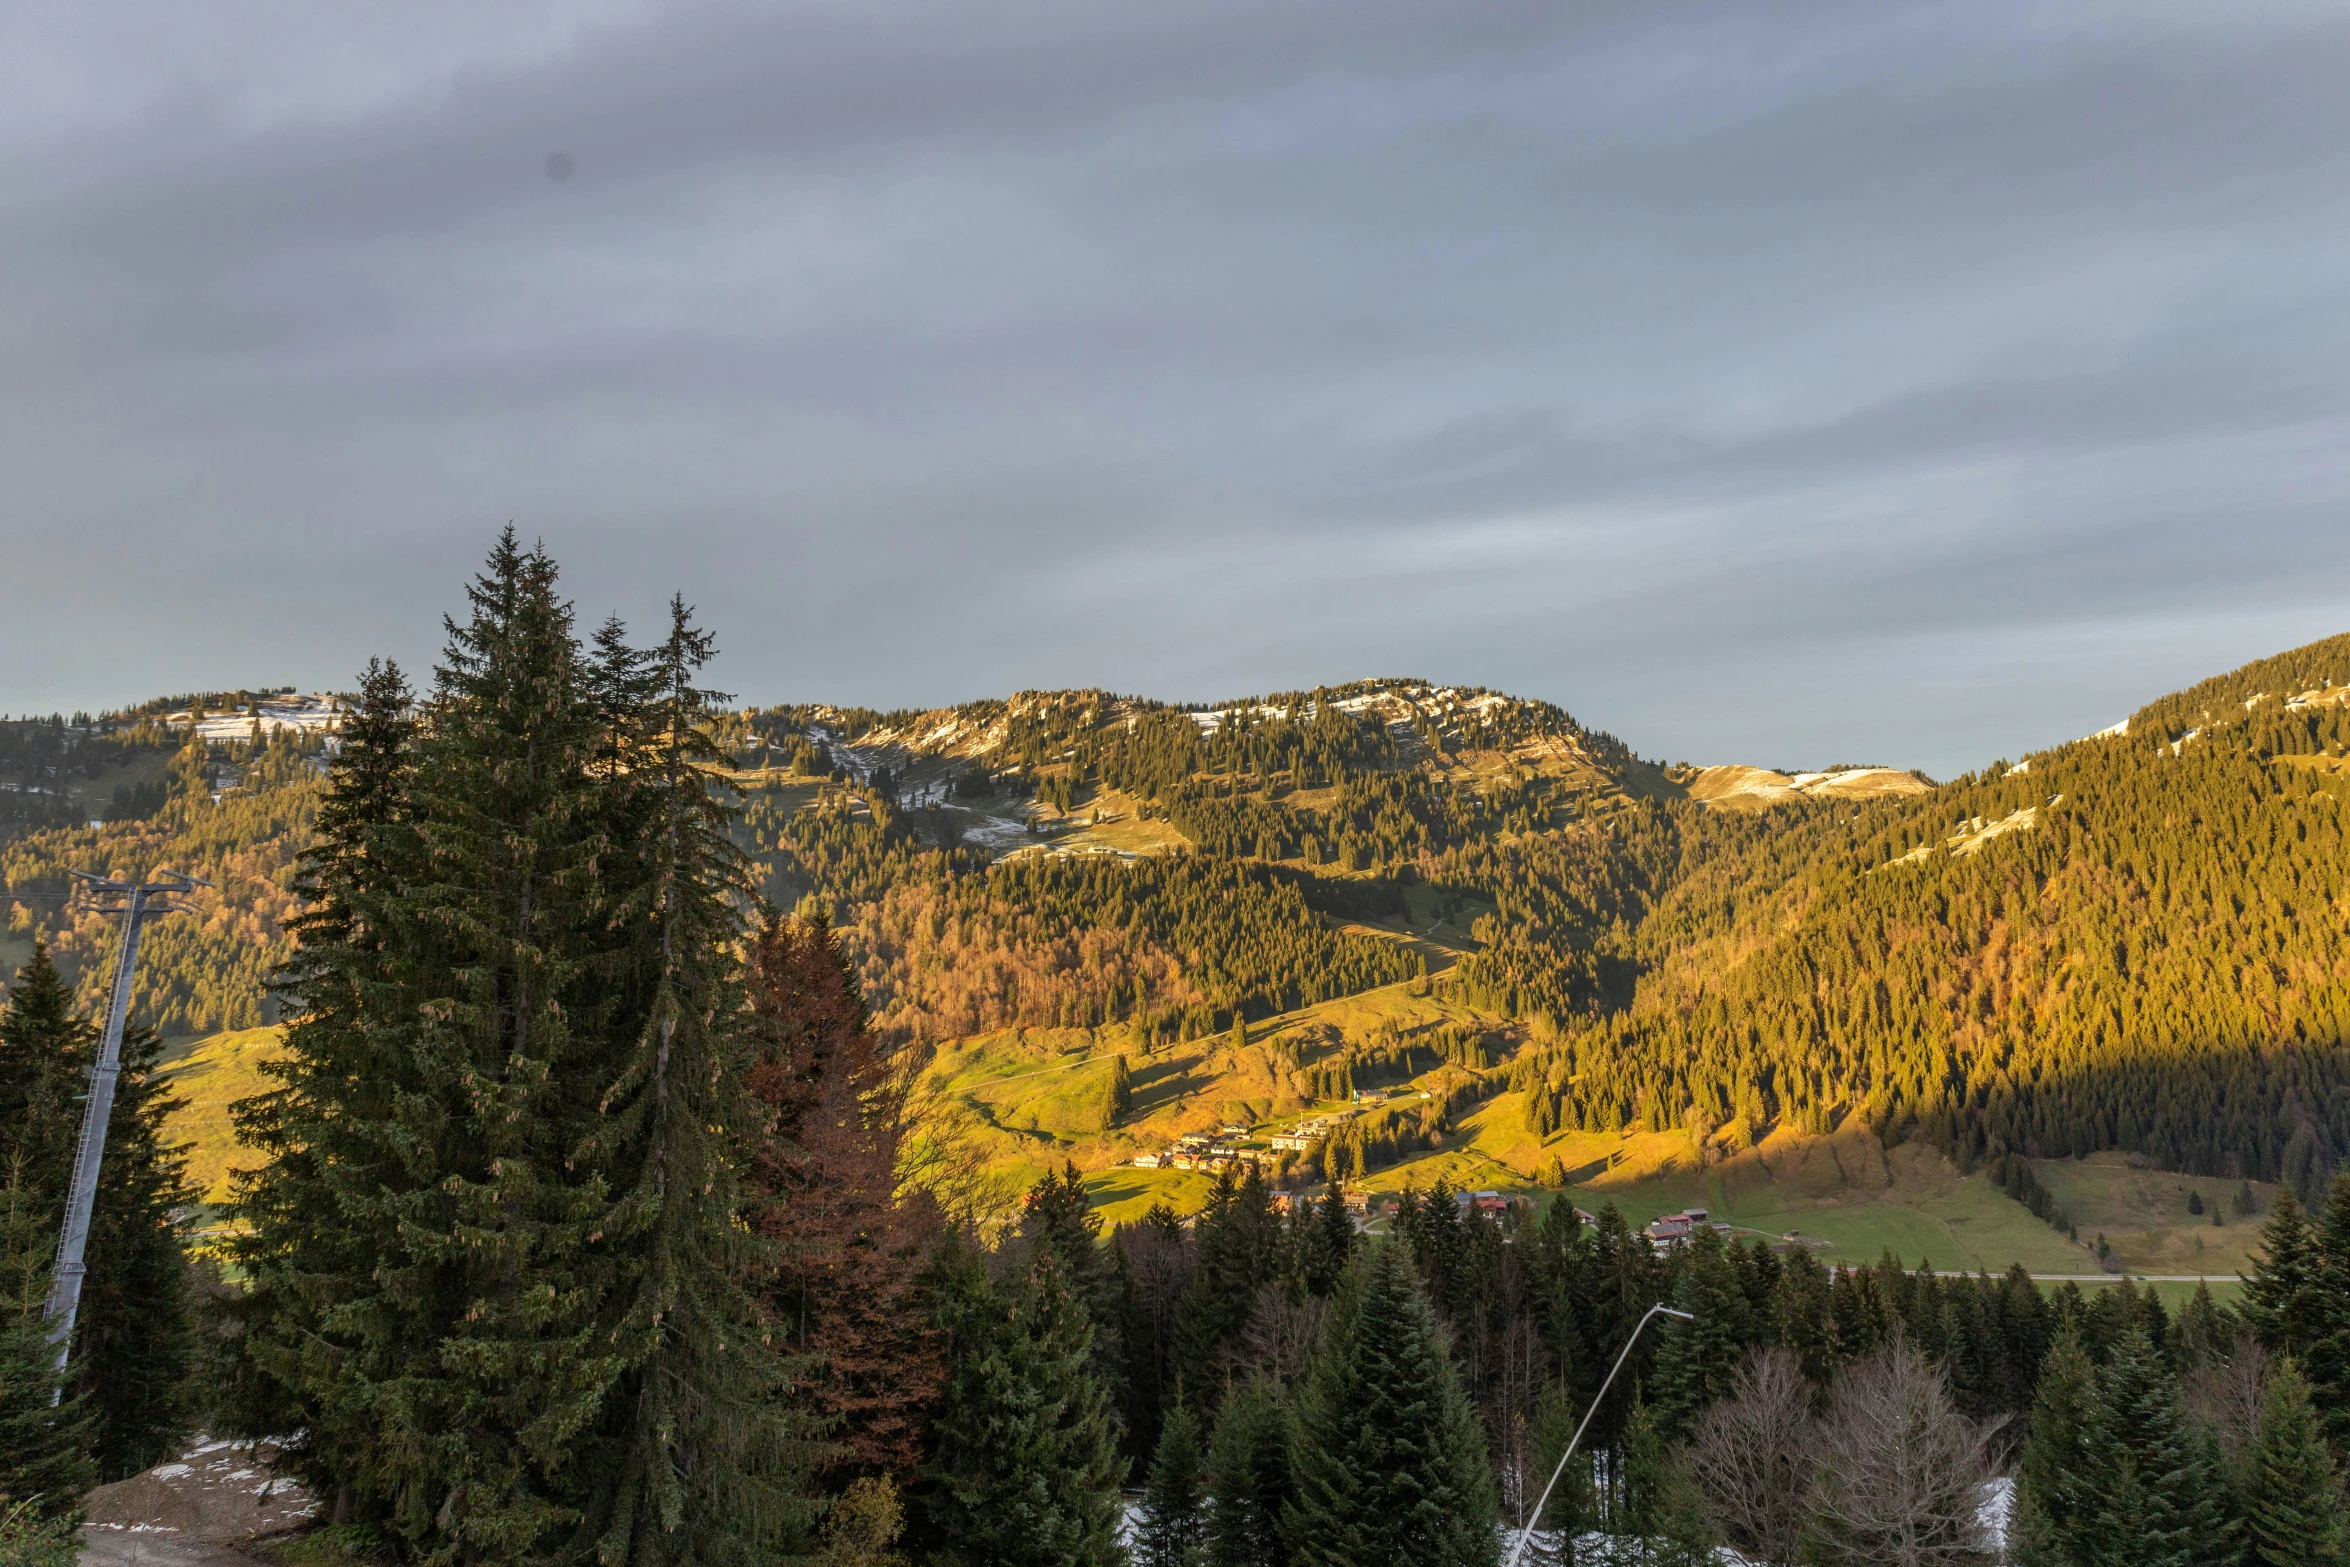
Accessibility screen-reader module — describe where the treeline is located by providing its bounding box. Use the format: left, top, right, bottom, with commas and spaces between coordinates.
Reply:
0, 715, 176, 843
1479, 655, 2350, 1189
847, 853, 1423, 1048
1989, 1152, 2078, 1239
3, 732, 321, 1036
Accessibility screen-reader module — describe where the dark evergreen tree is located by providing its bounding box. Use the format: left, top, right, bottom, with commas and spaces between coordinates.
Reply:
0, 1165, 94, 1526
1299, 1183, 1352, 1299
68, 1019, 195, 1481
1101, 1054, 1133, 1131
2012, 1330, 2098, 1567
216, 658, 417, 1502
920, 1247, 1126, 1567
2243, 1188, 2324, 1358
1650, 1224, 1750, 1435
2299, 1173, 2350, 1445
1021, 1161, 1127, 1423
1173, 1167, 1278, 1405
229, 540, 815, 1564
2241, 1358, 2346, 1567
2087, 1326, 2237, 1567
575, 598, 819, 1566
1137, 1398, 1206, 1567
0, 950, 81, 1206
0, 945, 195, 1481
2173, 1283, 2230, 1373
1617, 1396, 1716, 1567
1282, 1239, 1496, 1567
1201, 1375, 1289, 1567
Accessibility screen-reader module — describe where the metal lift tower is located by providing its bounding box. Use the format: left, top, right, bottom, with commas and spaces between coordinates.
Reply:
43, 868, 207, 1384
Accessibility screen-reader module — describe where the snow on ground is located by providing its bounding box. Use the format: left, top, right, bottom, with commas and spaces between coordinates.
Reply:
959, 813, 1039, 850
164, 694, 343, 744
1689, 764, 1928, 809
81, 1433, 317, 1560
2287, 685, 2349, 711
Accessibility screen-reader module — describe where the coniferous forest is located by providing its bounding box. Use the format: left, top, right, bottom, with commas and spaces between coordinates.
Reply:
5, 540, 2350, 1562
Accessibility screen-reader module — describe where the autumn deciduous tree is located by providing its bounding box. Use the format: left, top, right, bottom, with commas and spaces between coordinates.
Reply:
747, 912, 944, 1482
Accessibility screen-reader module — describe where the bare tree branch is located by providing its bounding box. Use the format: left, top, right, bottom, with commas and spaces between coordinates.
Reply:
1686, 1347, 1820, 1567
1807, 1335, 2003, 1567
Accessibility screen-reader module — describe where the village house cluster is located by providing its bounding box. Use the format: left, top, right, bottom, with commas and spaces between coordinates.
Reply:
1128, 1126, 1276, 1172
1130, 1107, 1369, 1172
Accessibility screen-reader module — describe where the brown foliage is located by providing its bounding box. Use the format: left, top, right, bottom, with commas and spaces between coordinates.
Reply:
747, 912, 944, 1482
844, 878, 1203, 1049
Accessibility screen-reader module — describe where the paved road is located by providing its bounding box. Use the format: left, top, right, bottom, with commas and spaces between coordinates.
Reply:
2028, 1273, 2239, 1283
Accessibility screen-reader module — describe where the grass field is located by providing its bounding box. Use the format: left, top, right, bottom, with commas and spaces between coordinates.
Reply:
151, 979, 2287, 1295
2028, 1153, 2279, 1275
159, 1026, 284, 1202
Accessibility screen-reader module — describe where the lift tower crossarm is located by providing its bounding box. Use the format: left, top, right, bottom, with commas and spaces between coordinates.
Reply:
43, 868, 207, 1387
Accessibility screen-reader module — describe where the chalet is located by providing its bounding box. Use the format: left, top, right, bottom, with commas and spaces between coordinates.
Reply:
1643, 1207, 1710, 1247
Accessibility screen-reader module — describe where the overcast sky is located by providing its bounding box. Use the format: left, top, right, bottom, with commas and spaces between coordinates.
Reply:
4, 1, 2348, 775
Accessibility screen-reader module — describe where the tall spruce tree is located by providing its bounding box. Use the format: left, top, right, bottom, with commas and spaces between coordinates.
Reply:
1021, 1162, 1127, 1423
2013, 1330, 2100, 1567
0, 951, 82, 1204
1173, 1167, 1278, 1405
574, 598, 818, 1566
1201, 1375, 1289, 1567
2087, 1326, 2237, 1567
230, 540, 814, 1564
68, 1019, 195, 1481
1282, 1239, 1496, 1567
1649, 1224, 1750, 1436
1136, 1398, 1206, 1567
919, 1247, 1126, 1567
1302, 1183, 1352, 1299
2241, 1358, 2347, 1567
2299, 1173, 2350, 1445
2243, 1188, 2324, 1358
222, 657, 420, 1503
1617, 1397, 1715, 1567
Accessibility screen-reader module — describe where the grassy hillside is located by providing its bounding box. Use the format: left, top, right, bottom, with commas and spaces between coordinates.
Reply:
13, 649, 2350, 1291
159, 1026, 284, 1203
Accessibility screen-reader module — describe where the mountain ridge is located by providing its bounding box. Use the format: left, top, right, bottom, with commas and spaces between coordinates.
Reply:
7, 637, 2350, 1256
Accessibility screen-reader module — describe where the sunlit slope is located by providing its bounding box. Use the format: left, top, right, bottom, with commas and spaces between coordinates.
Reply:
1506, 633, 2350, 1195
159, 1026, 285, 1203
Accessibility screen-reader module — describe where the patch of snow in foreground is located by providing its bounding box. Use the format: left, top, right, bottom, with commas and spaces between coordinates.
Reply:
1123, 1475, 2014, 1563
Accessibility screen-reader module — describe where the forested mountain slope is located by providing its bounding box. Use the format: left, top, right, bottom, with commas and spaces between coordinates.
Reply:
5, 646, 2349, 1210
1515, 634, 2350, 1188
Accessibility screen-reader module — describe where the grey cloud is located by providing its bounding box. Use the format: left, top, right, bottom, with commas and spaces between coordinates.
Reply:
2, 0, 2347, 777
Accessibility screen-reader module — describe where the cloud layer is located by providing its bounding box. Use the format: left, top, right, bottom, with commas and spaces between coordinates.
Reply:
4, 0, 2347, 774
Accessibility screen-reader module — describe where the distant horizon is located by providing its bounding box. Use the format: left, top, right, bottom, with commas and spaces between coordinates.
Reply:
16, 625, 2335, 785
